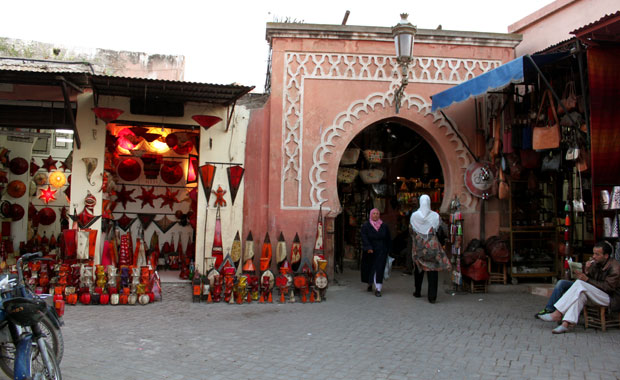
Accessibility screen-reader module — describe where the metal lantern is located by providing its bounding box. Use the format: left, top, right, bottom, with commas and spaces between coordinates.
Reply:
392, 13, 417, 65
391, 13, 417, 113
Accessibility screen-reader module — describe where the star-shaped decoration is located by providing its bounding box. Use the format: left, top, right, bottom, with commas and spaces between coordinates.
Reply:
136, 186, 158, 208
115, 184, 136, 209
159, 188, 180, 211
38, 186, 57, 204
42, 155, 58, 172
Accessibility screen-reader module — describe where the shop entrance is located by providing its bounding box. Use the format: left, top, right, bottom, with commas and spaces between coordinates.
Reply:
334, 119, 444, 272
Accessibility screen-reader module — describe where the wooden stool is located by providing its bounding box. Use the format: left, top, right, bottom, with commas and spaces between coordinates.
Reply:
583, 305, 620, 332
487, 257, 508, 285
463, 277, 488, 293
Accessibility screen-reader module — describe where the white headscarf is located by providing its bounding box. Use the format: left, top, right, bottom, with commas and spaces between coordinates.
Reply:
410, 194, 440, 235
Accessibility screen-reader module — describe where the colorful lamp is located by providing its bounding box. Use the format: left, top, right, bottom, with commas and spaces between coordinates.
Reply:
49, 171, 67, 188
39, 186, 57, 204
92, 107, 124, 123
192, 115, 222, 130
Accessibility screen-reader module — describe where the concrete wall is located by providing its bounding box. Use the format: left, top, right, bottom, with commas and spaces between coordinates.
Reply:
508, 0, 619, 56
0, 37, 185, 80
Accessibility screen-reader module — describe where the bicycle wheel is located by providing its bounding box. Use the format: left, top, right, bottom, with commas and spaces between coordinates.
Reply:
30, 340, 61, 380
0, 316, 63, 378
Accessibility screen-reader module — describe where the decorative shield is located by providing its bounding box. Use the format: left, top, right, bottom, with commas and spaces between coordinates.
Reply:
464, 161, 496, 199
276, 232, 287, 265
290, 233, 302, 272
230, 231, 242, 264
226, 165, 244, 205
260, 233, 272, 272
198, 164, 216, 204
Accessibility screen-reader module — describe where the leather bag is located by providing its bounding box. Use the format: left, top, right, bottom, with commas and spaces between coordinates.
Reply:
532, 90, 561, 150
559, 81, 577, 115
498, 170, 510, 200
520, 149, 541, 169
541, 151, 561, 172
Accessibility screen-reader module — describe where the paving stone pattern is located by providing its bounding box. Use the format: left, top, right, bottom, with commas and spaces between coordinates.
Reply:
22, 270, 620, 380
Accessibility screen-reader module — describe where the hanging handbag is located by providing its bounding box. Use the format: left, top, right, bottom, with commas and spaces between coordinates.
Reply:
498, 170, 510, 200
520, 149, 541, 169
541, 151, 561, 172
576, 149, 589, 172
503, 126, 513, 154
559, 81, 577, 115
490, 117, 501, 161
573, 169, 585, 213
532, 90, 561, 150
521, 124, 533, 150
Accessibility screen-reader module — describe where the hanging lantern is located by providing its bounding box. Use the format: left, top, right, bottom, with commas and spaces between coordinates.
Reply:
38, 186, 57, 204
49, 171, 66, 188
92, 107, 124, 123
192, 115, 222, 130
187, 155, 198, 183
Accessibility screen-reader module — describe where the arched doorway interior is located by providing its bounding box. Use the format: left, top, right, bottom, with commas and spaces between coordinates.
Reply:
334, 119, 444, 272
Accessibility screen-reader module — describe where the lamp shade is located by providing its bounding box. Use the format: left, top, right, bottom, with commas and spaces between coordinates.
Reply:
392, 13, 417, 64
192, 115, 222, 130
49, 171, 66, 188
92, 107, 124, 123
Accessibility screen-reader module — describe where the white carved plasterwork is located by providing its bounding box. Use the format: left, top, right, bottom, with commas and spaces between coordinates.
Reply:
308, 91, 475, 212
281, 52, 498, 209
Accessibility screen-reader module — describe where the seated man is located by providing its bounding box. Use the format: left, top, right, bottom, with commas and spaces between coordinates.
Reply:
538, 241, 620, 334
535, 279, 573, 317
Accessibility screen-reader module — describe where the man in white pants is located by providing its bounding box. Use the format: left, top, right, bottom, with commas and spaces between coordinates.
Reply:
538, 241, 620, 334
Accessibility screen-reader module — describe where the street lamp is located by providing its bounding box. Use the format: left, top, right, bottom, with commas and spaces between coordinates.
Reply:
392, 13, 417, 113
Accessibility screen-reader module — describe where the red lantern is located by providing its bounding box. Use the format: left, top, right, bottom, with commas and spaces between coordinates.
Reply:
119, 294, 129, 305
80, 293, 91, 305
94, 287, 103, 295
108, 286, 118, 294
147, 292, 155, 303
192, 115, 222, 130
92, 107, 124, 123
54, 300, 65, 317
100, 293, 110, 305
66, 293, 78, 305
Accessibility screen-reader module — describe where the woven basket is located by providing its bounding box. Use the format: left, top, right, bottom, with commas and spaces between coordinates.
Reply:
359, 169, 384, 184
337, 168, 359, 184
340, 148, 360, 165
363, 150, 384, 164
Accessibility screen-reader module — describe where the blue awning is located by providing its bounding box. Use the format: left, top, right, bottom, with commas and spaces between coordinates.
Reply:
431, 53, 568, 112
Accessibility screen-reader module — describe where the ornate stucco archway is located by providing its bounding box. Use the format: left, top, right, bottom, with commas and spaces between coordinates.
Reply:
309, 90, 476, 216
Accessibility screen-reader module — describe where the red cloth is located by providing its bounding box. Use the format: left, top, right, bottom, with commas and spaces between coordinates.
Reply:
589, 46, 620, 239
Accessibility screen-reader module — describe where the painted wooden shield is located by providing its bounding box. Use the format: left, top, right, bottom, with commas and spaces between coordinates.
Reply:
226, 165, 244, 205
199, 164, 216, 204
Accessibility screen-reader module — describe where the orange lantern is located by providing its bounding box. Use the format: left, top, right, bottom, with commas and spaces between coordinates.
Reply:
48, 171, 66, 188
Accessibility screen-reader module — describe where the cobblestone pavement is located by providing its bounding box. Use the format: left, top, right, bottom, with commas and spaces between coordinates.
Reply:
24, 269, 620, 380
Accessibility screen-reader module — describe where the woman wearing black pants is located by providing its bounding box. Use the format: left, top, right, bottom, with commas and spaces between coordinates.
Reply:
410, 195, 451, 303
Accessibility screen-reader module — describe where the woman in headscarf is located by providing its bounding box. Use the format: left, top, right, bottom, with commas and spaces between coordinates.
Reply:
410, 194, 451, 303
360, 208, 392, 297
